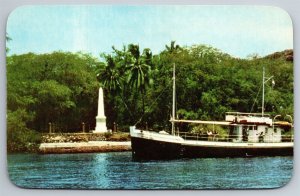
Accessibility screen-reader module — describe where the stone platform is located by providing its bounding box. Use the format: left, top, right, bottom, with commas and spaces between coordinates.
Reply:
39, 141, 131, 154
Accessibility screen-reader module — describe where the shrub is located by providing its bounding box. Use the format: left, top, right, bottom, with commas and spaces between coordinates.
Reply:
7, 109, 41, 152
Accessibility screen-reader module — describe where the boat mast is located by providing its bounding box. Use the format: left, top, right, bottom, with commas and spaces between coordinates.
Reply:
262, 66, 274, 117
172, 63, 176, 135
262, 66, 265, 117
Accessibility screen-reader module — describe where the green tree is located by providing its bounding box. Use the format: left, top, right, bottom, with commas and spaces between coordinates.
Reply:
126, 44, 154, 122
165, 41, 181, 53
98, 54, 122, 92
7, 52, 100, 135
6, 43, 293, 151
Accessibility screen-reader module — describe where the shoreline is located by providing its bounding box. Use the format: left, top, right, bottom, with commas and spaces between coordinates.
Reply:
39, 141, 131, 154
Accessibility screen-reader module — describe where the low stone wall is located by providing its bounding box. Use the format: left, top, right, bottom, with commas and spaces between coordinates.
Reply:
39, 141, 131, 154
39, 133, 131, 154
41, 132, 130, 143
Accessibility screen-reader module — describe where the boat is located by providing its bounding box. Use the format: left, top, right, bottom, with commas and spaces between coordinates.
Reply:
130, 64, 294, 160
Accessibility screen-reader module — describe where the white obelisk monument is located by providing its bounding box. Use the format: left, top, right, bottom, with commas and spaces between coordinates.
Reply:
94, 87, 108, 133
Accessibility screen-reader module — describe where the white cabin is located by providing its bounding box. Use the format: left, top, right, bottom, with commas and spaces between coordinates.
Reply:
225, 112, 287, 143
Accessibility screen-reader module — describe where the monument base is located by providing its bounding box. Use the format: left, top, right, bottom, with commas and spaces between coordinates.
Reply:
94, 116, 108, 133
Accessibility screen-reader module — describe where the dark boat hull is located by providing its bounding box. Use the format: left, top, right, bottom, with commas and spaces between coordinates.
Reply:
131, 136, 293, 161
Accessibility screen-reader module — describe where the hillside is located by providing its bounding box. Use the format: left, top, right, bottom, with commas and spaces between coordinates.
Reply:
6, 44, 294, 152
264, 49, 293, 62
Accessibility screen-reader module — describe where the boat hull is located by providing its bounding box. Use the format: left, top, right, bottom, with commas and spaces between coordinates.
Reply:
131, 137, 183, 160
131, 136, 293, 160
182, 143, 293, 158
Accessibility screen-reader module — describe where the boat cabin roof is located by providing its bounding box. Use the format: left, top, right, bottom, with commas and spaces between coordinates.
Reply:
225, 112, 272, 125
171, 112, 292, 128
225, 112, 270, 117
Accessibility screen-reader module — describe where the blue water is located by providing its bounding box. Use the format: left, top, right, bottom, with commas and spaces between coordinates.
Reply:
7, 152, 293, 189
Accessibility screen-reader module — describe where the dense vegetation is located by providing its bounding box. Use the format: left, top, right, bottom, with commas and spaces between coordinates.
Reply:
7, 42, 293, 152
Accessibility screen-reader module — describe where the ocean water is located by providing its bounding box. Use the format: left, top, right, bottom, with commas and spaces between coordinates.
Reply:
7, 152, 293, 189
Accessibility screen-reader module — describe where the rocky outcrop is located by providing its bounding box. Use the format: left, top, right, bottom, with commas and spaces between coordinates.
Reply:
264, 49, 293, 62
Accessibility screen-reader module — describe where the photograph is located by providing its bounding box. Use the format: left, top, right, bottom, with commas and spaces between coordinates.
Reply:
6, 5, 294, 189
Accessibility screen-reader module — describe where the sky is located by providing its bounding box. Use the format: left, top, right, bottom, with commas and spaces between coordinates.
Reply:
6, 5, 293, 59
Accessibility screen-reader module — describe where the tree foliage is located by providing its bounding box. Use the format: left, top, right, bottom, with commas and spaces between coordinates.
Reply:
7, 52, 100, 151
7, 43, 293, 152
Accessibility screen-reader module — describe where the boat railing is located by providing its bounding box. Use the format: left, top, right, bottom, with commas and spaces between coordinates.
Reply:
225, 112, 270, 117
178, 132, 294, 143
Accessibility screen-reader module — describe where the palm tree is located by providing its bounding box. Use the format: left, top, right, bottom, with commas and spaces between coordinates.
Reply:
97, 45, 154, 126
96, 54, 123, 128
97, 54, 122, 93
98, 52, 138, 125
165, 41, 181, 53
126, 44, 153, 120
